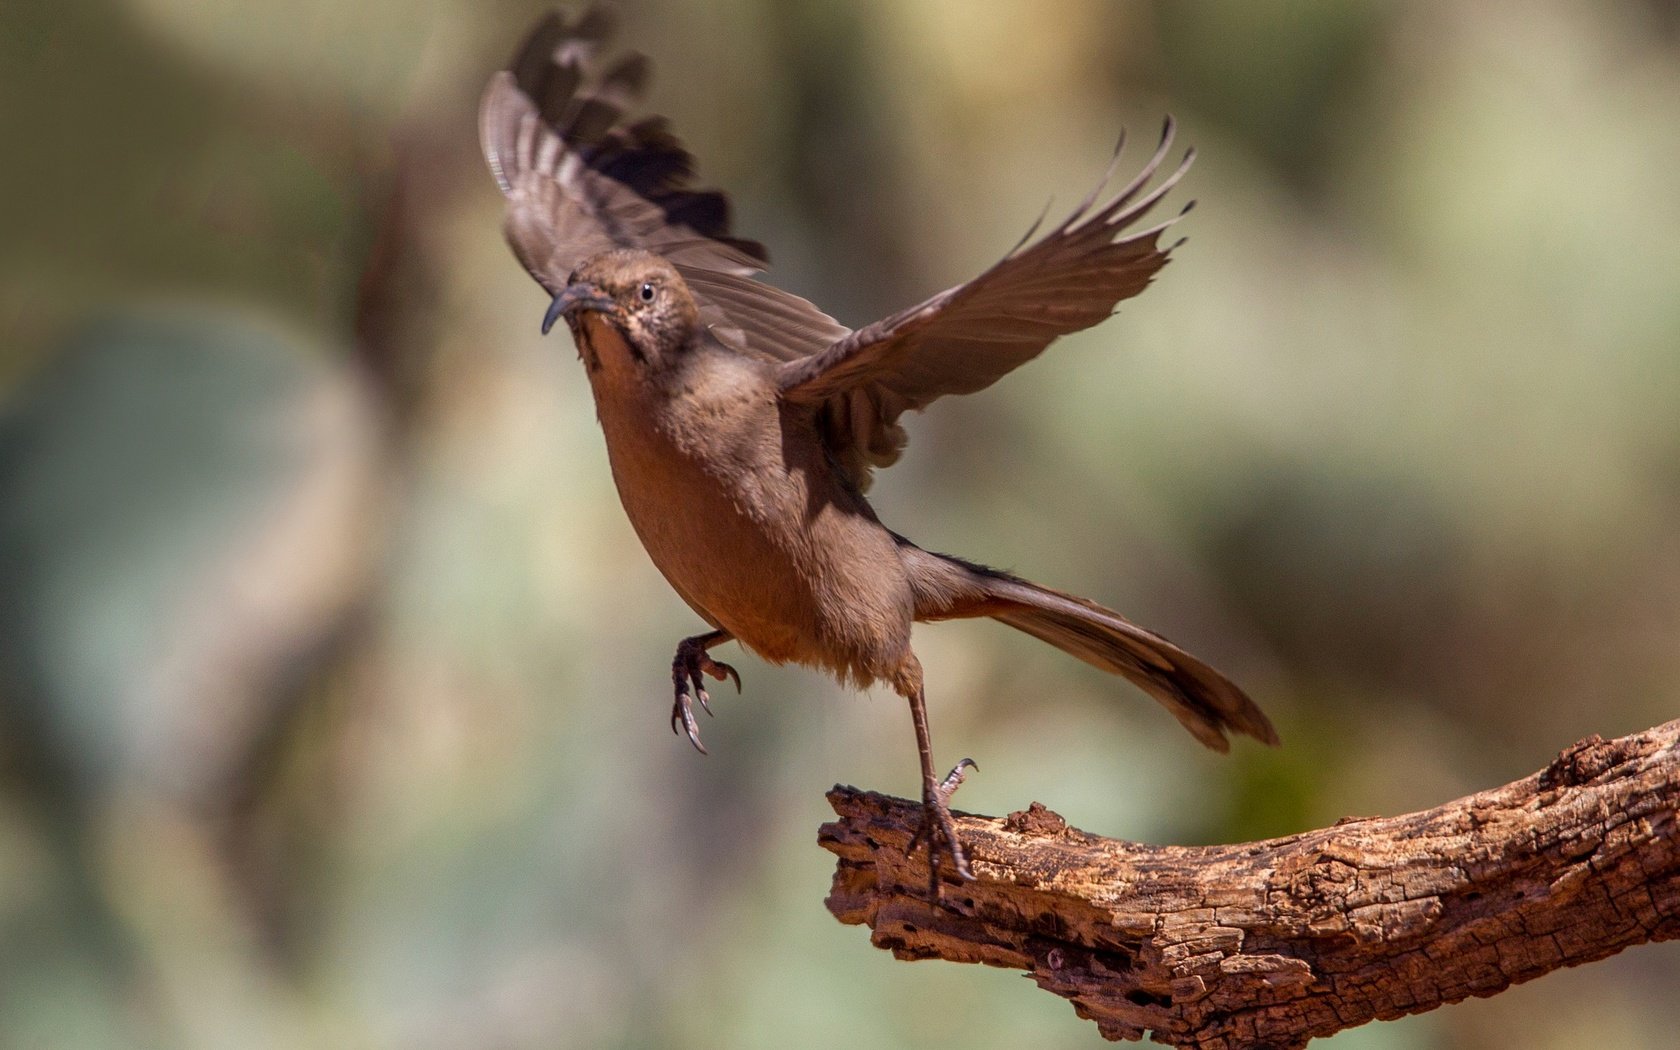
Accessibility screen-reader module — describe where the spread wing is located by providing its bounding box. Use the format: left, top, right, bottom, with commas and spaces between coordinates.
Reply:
479, 7, 848, 362
776, 122, 1193, 486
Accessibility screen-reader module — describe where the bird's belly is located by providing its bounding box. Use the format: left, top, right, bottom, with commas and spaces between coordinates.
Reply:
596, 392, 911, 684
618, 466, 809, 653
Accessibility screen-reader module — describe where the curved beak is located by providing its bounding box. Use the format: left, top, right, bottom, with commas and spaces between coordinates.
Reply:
542, 282, 616, 335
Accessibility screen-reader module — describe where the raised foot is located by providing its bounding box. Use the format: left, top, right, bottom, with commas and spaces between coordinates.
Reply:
909, 758, 978, 894
670, 637, 741, 754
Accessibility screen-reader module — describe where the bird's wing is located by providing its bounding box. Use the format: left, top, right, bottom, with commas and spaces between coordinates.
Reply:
775, 122, 1193, 486
479, 7, 848, 362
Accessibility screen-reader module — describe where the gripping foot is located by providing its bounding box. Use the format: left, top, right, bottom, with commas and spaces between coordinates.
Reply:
909, 758, 978, 894
670, 633, 740, 754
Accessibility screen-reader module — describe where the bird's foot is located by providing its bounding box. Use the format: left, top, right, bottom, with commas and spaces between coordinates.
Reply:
908, 758, 978, 895
670, 637, 741, 754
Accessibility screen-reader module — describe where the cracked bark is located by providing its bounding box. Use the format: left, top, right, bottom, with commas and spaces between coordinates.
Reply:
819, 720, 1680, 1048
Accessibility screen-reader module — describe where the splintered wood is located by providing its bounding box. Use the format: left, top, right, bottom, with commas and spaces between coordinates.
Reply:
820, 721, 1680, 1048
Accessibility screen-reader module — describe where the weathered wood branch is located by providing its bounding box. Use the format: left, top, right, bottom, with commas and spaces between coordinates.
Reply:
820, 720, 1680, 1048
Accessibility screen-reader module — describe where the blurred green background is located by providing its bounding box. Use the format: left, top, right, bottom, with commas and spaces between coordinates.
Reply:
2, 0, 1678, 1047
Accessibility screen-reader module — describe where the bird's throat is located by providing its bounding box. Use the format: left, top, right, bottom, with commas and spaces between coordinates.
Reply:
574, 313, 648, 390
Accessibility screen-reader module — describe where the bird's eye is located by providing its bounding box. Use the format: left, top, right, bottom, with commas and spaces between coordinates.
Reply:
639, 281, 656, 303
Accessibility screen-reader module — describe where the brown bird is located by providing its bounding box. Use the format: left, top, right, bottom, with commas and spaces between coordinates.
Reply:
480, 8, 1278, 887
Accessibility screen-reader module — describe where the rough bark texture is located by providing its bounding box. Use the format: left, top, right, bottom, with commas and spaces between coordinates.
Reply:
820, 720, 1680, 1048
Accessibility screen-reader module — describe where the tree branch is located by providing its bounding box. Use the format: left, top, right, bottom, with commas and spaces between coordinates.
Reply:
819, 720, 1680, 1048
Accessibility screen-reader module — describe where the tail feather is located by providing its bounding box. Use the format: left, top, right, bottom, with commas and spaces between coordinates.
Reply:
902, 543, 1278, 752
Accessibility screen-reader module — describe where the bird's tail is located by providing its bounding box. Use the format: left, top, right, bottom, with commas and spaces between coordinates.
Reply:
901, 544, 1278, 752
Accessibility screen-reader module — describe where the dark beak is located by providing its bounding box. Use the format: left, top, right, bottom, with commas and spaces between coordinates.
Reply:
542, 282, 616, 335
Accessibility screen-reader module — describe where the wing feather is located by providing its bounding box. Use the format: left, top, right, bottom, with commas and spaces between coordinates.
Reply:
777, 121, 1193, 436
480, 8, 777, 286
481, 6, 851, 372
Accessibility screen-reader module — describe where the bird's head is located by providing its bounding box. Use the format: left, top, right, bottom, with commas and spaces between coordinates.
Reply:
543, 249, 700, 366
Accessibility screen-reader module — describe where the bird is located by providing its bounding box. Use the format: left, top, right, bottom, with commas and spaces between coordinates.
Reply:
479, 7, 1278, 889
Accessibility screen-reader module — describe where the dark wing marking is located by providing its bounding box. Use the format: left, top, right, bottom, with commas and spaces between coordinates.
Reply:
775, 121, 1194, 488
479, 7, 846, 361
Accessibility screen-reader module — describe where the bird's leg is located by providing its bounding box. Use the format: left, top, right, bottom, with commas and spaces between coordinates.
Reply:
898, 667, 975, 895
671, 629, 740, 754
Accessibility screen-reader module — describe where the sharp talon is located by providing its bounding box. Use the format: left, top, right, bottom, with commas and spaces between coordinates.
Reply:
687, 666, 714, 715
938, 757, 978, 799
679, 701, 707, 754
699, 656, 741, 693
671, 683, 708, 753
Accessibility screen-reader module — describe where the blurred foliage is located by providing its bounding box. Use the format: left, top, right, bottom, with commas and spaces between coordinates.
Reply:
2, 0, 1678, 1047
